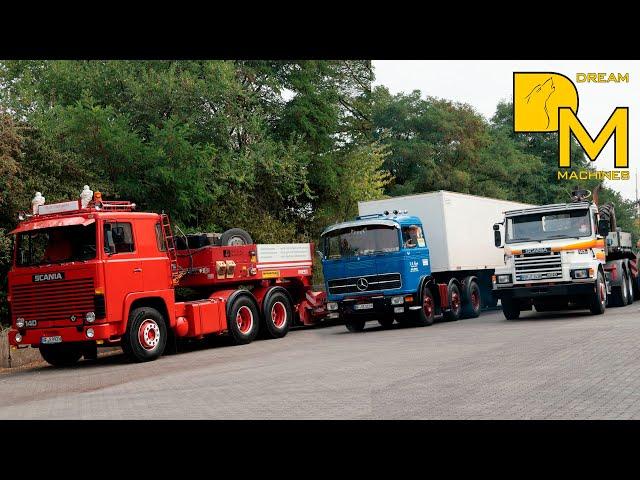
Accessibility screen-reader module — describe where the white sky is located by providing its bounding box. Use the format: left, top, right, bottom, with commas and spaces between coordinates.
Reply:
373, 60, 639, 201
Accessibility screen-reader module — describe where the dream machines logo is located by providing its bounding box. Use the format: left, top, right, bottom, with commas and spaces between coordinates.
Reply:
513, 72, 629, 181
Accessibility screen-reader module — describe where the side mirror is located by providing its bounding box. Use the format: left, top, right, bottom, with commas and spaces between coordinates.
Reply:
493, 223, 502, 248
494, 230, 502, 248
598, 219, 610, 237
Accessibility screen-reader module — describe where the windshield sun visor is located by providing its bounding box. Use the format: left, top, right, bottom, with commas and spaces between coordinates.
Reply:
10, 217, 95, 235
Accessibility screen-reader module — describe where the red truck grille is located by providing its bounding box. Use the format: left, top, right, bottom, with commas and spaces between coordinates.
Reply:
11, 278, 95, 325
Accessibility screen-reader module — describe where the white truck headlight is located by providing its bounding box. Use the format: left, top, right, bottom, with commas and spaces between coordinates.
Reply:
390, 296, 404, 305
571, 268, 592, 279
497, 274, 512, 284
327, 302, 339, 311
85, 311, 96, 323
16, 317, 25, 328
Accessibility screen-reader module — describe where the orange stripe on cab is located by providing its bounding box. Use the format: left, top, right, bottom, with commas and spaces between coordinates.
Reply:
551, 239, 604, 252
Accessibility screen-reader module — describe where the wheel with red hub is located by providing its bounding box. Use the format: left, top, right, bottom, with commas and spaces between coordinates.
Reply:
589, 270, 607, 315
228, 295, 260, 344
261, 290, 293, 339
461, 279, 481, 319
412, 284, 435, 326
122, 307, 168, 362
444, 283, 462, 321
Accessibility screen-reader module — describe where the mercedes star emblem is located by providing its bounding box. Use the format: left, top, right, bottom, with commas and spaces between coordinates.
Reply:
356, 277, 369, 291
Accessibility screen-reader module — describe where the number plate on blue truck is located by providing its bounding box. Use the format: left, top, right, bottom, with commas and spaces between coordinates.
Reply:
354, 303, 373, 310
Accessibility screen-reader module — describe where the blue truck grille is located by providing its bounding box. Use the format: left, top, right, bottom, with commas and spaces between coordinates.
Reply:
328, 273, 402, 294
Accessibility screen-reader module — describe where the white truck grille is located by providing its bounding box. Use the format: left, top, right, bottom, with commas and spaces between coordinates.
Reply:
514, 251, 562, 281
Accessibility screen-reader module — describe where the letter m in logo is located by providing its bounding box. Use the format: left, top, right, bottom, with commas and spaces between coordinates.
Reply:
558, 107, 629, 168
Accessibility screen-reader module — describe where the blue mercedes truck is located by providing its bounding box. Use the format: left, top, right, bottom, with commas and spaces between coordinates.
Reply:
319, 191, 532, 332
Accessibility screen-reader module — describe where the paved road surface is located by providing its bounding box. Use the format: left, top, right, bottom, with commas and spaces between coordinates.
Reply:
1, 305, 640, 419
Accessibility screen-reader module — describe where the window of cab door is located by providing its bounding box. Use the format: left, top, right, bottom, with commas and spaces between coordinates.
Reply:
155, 223, 166, 252
401, 225, 425, 249
102, 221, 136, 256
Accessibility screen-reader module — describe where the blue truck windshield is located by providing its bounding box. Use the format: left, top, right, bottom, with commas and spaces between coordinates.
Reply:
324, 226, 399, 259
506, 209, 591, 243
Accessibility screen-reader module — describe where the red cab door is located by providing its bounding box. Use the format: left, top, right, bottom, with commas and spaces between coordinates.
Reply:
102, 220, 143, 322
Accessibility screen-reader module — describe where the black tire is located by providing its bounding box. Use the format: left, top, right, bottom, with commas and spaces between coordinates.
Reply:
501, 297, 521, 320
461, 279, 482, 319
39, 343, 83, 367
122, 307, 168, 362
610, 270, 629, 307
443, 283, 462, 321
227, 295, 260, 344
220, 228, 253, 246
622, 269, 630, 306
627, 270, 635, 304
345, 318, 366, 332
378, 315, 395, 328
589, 270, 607, 315
261, 290, 293, 339
412, 284, 436, 326
599, 203, 617, 232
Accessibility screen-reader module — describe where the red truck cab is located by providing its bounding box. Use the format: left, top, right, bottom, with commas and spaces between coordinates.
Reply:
7, 192, 326, 366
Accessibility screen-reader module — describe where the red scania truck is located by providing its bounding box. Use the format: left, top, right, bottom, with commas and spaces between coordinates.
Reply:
6, 191, 327, 366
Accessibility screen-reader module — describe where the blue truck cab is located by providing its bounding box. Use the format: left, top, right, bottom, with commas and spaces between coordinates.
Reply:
320, 212, 449, 332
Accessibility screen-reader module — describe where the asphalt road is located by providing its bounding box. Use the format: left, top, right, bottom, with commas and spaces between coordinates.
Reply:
2, 304, 640, 419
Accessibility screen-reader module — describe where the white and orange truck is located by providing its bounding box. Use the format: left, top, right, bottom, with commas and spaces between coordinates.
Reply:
492, 189, 639, 319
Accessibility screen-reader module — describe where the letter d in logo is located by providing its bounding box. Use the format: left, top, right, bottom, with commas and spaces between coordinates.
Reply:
514, 73, 578, 132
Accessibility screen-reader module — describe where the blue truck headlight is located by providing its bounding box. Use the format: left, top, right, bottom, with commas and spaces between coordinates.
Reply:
390, 296, 404, 305
327, 302, 339, 311
497, 274, 512, 284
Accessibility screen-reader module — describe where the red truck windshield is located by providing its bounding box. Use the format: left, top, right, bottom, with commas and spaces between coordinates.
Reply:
15, 224, 97, 266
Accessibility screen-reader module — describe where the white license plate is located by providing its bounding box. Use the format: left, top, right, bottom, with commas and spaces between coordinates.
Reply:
354, 303, 373, 310
41, 336, 62, 345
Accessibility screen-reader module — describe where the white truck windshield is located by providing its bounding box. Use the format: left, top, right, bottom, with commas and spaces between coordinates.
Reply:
506, 209, 591, 243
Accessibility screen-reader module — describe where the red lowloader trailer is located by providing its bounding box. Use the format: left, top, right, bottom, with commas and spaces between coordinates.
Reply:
6, 190, 327, 366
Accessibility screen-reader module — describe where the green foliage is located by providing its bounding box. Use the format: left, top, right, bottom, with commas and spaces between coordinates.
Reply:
0, 60, 383, 325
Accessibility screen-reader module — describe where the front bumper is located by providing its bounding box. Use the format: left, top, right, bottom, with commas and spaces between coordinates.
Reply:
9, 323, 121, 347
494, 281, 596, 299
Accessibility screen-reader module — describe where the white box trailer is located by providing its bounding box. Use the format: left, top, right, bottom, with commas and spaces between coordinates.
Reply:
358, 190, 535, 306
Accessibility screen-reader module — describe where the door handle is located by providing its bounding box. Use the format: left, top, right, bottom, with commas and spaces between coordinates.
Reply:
133, 268, 142, 273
